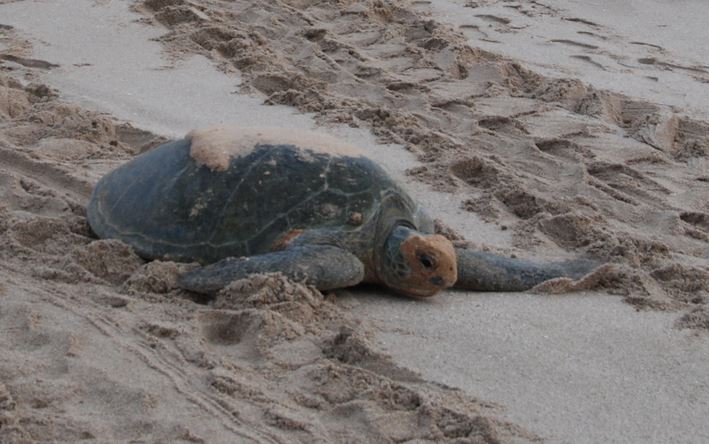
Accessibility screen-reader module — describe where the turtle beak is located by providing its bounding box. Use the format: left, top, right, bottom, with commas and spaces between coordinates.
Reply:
397, 283, 444, 298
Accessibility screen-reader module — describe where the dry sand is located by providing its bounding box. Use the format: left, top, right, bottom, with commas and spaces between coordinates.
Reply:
1, 0, 708, 442
420, 0, 709, 121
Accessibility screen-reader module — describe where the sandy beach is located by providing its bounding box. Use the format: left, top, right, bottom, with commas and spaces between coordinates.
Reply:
1, 0, 708, 442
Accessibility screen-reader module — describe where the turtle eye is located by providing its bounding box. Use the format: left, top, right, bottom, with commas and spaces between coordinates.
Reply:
419, 253, 435, 269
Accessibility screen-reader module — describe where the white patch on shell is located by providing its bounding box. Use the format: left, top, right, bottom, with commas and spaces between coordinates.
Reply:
187, 126, 365, 171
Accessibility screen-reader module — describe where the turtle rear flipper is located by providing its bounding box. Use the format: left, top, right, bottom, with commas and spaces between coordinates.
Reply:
177, 245, 365, 294
454, 248, 601, 292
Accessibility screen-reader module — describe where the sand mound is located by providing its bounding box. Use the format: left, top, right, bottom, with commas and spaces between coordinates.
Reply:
73, 239, 145, 285
124, 260, 196, 294
677, 307, 709, 330
0, 84, 31, 119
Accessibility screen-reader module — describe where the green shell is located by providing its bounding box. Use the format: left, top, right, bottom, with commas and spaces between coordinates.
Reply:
87, 137, 410, 263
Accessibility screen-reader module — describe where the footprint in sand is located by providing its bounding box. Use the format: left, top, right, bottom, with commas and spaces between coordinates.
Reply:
198, 308, 302, 361
570, 54, 606, 70
459, 24, 500, 43
535, 138, 592, 161
474, 13, 528, 32
577, 30, 608, 40
549, 39, 599, 50
586, 161, 670, 207
475, 14, 511, 25
630, 41, 665, 51
0, 54, 58, 70
563, 17, 601, 28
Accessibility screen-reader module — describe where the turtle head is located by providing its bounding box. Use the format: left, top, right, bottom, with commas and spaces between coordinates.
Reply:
379, 225, 457, 297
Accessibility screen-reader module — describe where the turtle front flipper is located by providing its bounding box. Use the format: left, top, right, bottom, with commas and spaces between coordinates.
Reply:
177, 245, 365, 294
454, 248, 601, 292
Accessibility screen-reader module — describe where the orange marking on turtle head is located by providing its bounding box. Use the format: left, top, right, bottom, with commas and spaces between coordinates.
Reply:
399, 234, 457, 297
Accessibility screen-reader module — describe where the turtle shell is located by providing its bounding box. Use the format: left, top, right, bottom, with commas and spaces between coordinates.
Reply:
87, 132, 411, 263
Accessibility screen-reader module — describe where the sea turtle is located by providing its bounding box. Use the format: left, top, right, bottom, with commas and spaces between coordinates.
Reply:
87, 126, 598, 297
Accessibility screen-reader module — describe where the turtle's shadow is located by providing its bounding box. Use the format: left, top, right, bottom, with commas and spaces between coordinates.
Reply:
178, 283, 439, 308
336, 283, 440, 305
181, 290, 215, 306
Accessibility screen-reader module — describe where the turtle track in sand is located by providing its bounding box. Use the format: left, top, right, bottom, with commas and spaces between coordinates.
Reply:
136, 0, 708, 322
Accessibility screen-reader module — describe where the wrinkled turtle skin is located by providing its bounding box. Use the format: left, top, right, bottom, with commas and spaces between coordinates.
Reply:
88, 127, 600, 297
